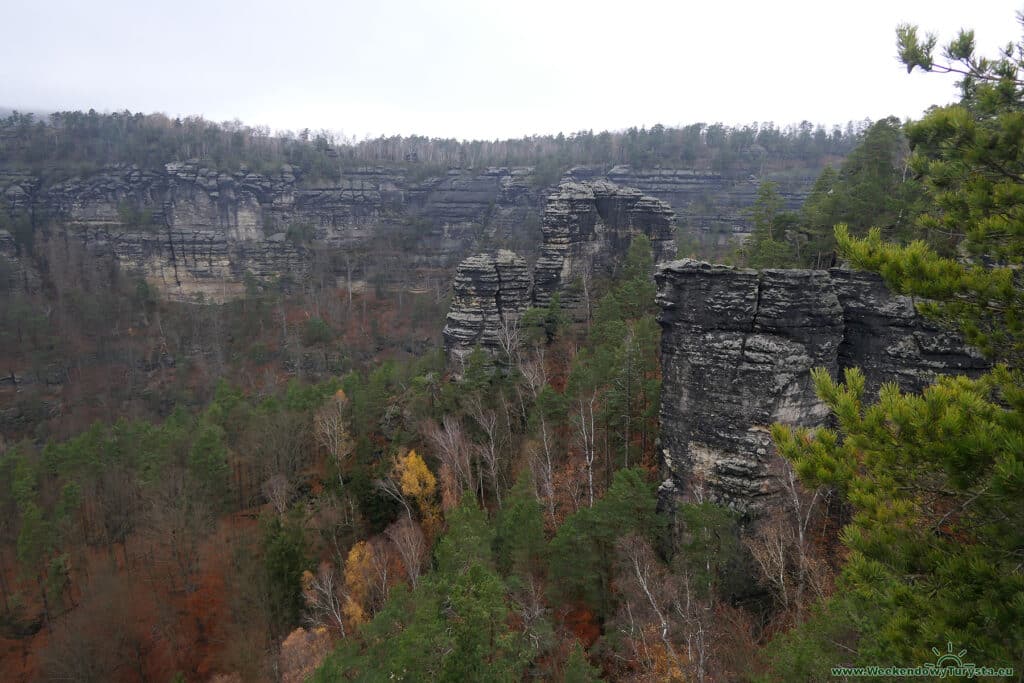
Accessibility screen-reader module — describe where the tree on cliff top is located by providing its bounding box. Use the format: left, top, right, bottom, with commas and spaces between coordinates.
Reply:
764, 13, 1024, 679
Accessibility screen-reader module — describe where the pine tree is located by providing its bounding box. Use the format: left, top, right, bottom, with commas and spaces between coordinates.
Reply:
772, 367, 1024, 670
548, 468, 659, 618
260, 509, 309, 638
562, 642, 602, 682
840, 17, 1024, 365
740, 180, 801, 268
493, 471, 545, 578
435, 494, 495, 576
799, 118, 924, 264
188, 421, 230, 506
767, 13, 1024, 676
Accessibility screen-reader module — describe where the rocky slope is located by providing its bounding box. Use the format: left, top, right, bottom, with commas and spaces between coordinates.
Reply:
655, 260, 989, 513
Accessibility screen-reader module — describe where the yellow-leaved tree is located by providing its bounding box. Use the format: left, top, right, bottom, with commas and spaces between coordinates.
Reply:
342, 541, 374, 628
396, 449, 440, 538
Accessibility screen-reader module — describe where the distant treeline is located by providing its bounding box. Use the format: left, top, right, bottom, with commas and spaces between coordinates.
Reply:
0, 109, 868, 181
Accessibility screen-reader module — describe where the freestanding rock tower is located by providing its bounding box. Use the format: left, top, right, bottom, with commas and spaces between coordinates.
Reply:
443, 181, 677, 369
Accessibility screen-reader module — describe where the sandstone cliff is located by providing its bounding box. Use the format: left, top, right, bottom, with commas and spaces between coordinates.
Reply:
442, 250, 531, 370
656, 260, 988, 513
569, 165, 811, 249
2, 162, 807, 303
533, 181, 676, 312
444, 181, 676, 368
0, 163, 544, 301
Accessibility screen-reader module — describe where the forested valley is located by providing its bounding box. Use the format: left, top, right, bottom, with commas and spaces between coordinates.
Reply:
1, 11, 1023, 683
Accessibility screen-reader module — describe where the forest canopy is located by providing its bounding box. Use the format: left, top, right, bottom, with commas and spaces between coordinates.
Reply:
0, 108, 862, 180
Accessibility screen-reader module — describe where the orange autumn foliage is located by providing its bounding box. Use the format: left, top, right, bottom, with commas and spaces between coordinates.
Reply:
342, 541, 374, 628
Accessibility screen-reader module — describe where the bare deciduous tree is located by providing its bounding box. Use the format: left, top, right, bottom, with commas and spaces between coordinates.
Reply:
313, 392, 354, 490
262, 473, 292, 516
424, 415, 475, 506
495, 314, 522, 369
375, 474, 413, 521
467, 395, 505, 508
527, 439, 557, 525
616, 536, 684, 678
143, 469, 213, 595
302, 563, 347, 636
572, 390, 599, 506
385, 517, 426, 587
745, 459, 831, 621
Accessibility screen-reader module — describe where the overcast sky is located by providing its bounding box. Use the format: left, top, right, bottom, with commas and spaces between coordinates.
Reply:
2, 1, 1020, 140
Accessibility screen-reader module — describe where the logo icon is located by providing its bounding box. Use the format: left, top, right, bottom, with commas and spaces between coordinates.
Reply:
925, 642, 975, 673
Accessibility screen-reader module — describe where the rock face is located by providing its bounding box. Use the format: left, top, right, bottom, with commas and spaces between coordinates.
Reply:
0, 163, 545, 302
570, 165, 811, 249
1, 161, 811, 303
656, 260, 989, 514
533, 181, 676, 311
444, 181, 677, 368
443, 250, 531, 369
0, 227, 41, 293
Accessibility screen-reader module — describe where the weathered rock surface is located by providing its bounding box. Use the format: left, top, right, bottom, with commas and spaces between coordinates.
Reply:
656, 260, 988, 514
533, 181, 676, 312
571, 165, 811, 248
0, 228, 41, 293
1, 161, 815, 302
0, 163, 546, 301
444, 181, 678, 368
443, 250, 531, 370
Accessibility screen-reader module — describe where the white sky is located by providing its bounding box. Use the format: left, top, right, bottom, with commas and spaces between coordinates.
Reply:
1, 0, 1020, 140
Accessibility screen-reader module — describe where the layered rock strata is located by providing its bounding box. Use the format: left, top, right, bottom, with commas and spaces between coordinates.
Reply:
443, 250, 531, 370
444, 181, 678, 367
656, 260, 988, 514
533, 181, 676, 312
2, 160, 809, 303
570, 165, 812, 248
0, 163, 545, 302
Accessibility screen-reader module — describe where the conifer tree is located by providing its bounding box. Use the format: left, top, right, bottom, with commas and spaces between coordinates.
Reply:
741, 180, 800, 268
841, 16, 1024, 365
562, 642, 602, 683
767, 13, 1024, 676
493, 471, 545, 578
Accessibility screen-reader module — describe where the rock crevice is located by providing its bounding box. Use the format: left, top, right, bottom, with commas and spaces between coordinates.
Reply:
533, 181, 676, 312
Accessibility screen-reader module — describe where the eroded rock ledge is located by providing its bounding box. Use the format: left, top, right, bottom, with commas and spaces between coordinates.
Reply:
656, 260, 989, 514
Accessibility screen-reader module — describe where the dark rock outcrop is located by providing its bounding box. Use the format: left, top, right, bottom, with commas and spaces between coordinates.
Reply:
533, 181, 676, 312
443, 250, 531, 370
571, 165, 811, 248
656, 260, 988, 514
444, 181, 677, 368
2, 160, 815, 303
